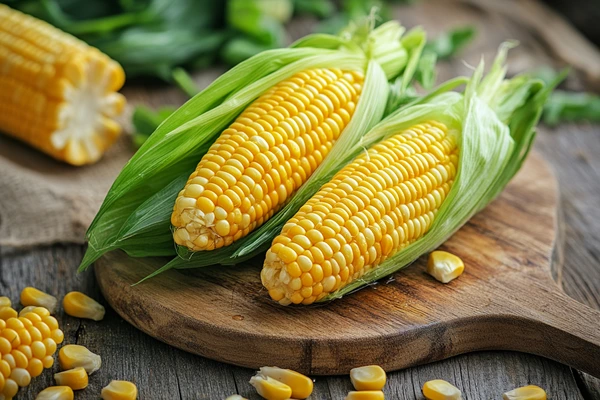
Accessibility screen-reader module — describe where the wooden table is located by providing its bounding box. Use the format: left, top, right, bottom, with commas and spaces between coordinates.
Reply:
1, 1, 599, 399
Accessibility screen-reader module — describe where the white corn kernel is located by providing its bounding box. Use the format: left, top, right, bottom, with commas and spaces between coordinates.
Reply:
10, 367, 31, 387
59, 345, 101, 375
225, 396, 247, 400
350, 365, 386, 391
427, 251, 464, 283
503, 385, 546, 400
422, 380, 462, 400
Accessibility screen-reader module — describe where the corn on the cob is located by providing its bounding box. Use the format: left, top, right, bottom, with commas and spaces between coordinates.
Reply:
262, 121, 458, 305
0, 4, 126, 165
100, 380, 138, 400
172, 68, 363, 251
36, 386, 75, 400
503, 385, 546, 400
350, 365, 387, 391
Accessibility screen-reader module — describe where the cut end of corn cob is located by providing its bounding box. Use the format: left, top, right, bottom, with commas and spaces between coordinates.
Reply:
262, 121, 458, 305
53, 367, 88, 390
350, 365, 387, 391
422, 379, 462, 400
59, 344, 101, 375
171, 68, 364, 251
503, 385, 546, 400
0, 5, 126, 166
426, 251, 464, 283
345, 390, 385, 400
62, 292, 105, 321
35, 386, 75, 400
100, 380, 138, 400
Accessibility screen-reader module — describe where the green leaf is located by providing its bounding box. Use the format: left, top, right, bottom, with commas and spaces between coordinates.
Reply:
425, 25, 476, 60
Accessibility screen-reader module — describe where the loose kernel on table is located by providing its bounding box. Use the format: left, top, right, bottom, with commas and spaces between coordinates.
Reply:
59, 345, 102, 375
249, 374, 292, 400
256, 366, 313, 399
54, 367, 88, 390
350, 365, 387, 391
101, 380, 138, 400
422, 380, 462, 400
225, 396, 247, 400
345, 390, 385, 400
503, 385, 547, 400
35, 385, 75, 400
63, 292, 105, 321
427, 251, 465, 284
20, 288, 58, 314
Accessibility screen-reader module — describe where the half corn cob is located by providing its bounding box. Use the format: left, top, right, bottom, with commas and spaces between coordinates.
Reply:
262, 44, 554, 305
79, 18, 426, 271
0, 5, 125, 165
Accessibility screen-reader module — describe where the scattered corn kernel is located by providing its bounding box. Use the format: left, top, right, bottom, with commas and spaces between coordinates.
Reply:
62, 292, 105, 321
345, 391, 385, 400
35, 386, 75, 400
10, 367, 31, 387
427, 251, 465, 284
256, 366, 313, 399
101, 380, 138, 400
20, 288, 58, 314
0, 307, 18, 321
249, 375, 292, 400
0, 298, 10, 308
422, 380, 462, 400
350, 365, 386, 391
54, 367, 88, 390
59, 345, 101, 375
503, 385, 547, 400
225, 396, 247, 400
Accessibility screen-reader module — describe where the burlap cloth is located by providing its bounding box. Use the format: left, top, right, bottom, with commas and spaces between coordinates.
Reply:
0, 134, 134, 247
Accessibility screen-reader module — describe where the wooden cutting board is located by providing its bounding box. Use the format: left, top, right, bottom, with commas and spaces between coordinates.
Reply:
95, 152, 600, 377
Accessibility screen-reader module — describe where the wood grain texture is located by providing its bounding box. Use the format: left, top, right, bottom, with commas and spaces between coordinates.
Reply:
94, 153, 600, 379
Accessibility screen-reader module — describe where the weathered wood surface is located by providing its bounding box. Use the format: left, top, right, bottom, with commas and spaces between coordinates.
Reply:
93, 153, 600, 379
1, 0, 600, 398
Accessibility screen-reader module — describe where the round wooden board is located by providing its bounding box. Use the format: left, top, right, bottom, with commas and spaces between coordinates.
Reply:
97, 152, 600, 375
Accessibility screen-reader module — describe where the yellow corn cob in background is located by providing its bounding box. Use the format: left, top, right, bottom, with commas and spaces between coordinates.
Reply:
0, 5, 126, 166
172, 68, 363, 251
262, 121, 458, 305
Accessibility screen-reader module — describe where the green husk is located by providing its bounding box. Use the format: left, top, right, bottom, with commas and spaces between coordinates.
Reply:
79, 18, 426, 272
322, 44, 560, 301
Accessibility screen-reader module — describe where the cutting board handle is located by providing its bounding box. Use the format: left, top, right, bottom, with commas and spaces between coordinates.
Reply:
512, 285, 600, 377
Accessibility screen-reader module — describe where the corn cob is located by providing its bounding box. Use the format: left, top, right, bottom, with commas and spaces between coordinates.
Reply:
262, 121, 458, 305
172, 68, 363, 251
0, 5, 126, 165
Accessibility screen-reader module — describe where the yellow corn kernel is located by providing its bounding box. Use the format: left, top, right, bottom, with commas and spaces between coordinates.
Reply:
0, 5, 126, 166
59, 345, 101, 375
54, 367, 88, 390
27, 358, 44, 377
0, 307, 17, 321
0, 298, 10, 308
35, 386, 75, 400
0, 360, 11, 377
427, 251, 464, 283
262, 121, 459, 305
225, 396, 247, 400
32, 340, 48, 359
43, 355, 54, 369
249, 375, 292, 400
62, 292, 105, 321
256, 366, 313, 399
171, 68, 364, 252
2, 378, 18, 398
10, 367, 31, 387
100, 380, 138, 400
43, 338, 58, 356
350, 365, 386, 391
51, 328, 64, 344
503, 385, 546, 400
422, 380, 462, 400
19, 306, 37, 317
20, 288, 58, 314
10, 349, 28, 368
345, 391, 385, 400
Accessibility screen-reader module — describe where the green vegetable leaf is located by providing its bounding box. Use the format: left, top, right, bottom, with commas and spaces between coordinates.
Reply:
425, 25, 476, 60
